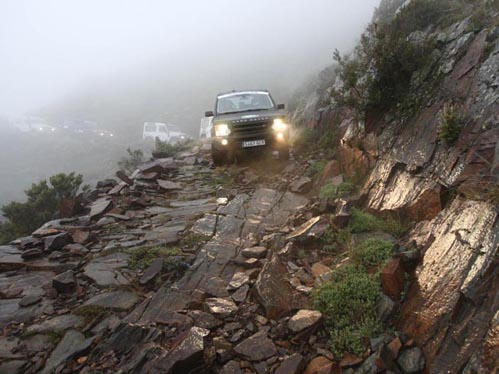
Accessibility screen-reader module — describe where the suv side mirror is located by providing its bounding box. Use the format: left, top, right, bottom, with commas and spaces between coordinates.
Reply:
205, 111, 214, 117
277, 104, 285, 110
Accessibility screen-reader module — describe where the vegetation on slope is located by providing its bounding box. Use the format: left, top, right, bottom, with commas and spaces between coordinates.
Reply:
0, 173, 85, 244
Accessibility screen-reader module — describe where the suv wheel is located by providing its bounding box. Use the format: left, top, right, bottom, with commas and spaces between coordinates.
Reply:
212, 148, 228, 166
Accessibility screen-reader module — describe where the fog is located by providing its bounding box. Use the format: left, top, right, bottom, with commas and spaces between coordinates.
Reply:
0, 0, 379, 206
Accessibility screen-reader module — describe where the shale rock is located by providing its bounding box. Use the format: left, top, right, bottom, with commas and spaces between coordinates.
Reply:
234, 332, 277, 361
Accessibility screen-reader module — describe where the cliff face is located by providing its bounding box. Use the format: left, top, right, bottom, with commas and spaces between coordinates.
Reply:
297, 2, 499, 372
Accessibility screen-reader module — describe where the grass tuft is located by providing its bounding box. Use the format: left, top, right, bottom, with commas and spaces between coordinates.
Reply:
348, 209, 410, 238
350, 239, 393, 268
319, 181, 355, 200
314, 265, 382, 356
128, 246, 188, 275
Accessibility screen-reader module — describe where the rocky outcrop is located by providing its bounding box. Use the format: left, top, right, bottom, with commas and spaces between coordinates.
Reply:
399, 198, 498, 373
293, 9, 499, 373
362, 25, 498, 221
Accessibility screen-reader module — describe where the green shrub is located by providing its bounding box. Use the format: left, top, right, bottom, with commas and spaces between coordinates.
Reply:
348, 209, 385, 233
348, 208, 411, 238
154, 138, 192, 157
330, 0, 475, 114
293, 127, 321, 151
314, 265, 382, 355
319, 182, 355, 200
0, 173, 84, 243
307, 160, 328, 177
438, 104, 462, 145
318, 129, 339, 150
118, 148, 145, 173
128, 246, 180, 269
382, 214, 412, 238
469, 0, 499, 31
321, 228, 352, 253
128, 246, 188, 275
350, 239, 393, 268
294, 126, 339, 153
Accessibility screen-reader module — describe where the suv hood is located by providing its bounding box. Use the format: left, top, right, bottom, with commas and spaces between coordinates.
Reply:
213, 109, 285, 124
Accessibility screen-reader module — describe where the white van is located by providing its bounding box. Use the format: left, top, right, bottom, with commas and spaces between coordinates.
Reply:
199, 117, 213, 139
143, 122, 169, 142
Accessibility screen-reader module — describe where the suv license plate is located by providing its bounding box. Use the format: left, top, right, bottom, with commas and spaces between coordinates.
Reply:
242, 140, 266, 148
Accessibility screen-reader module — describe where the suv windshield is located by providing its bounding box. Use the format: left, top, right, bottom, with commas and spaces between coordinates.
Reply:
217, 92, 274, 114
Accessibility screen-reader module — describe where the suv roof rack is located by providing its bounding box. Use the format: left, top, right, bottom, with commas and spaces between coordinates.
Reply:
217, 89, 269, 96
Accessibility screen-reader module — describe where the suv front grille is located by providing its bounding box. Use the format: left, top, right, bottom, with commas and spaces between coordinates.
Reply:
230, 121, 272, 141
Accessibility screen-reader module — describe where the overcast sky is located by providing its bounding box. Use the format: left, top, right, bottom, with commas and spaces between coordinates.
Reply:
0, 0, 380, 118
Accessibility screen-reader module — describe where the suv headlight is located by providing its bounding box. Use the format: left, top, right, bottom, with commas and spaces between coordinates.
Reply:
272, 118, 287, 131
214, 123, 231, 137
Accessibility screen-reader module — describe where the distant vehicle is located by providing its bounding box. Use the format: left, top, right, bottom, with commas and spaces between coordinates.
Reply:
10, 116, 54, 133
199, 117, 213, 139
62, 120, 98, 134
35, 124, 57, 133
143, 122, 169, 142
204, 90, 289, 165
166, 124, 189, 144
95, 129, 114, 138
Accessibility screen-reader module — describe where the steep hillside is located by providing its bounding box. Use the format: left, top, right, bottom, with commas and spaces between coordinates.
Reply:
292, 0, 499, 372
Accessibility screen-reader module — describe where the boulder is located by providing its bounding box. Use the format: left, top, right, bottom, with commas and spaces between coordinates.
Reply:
96, 179, 117, 188
253, 255, 295, 319
228, 272, 250, 290
231, 284, 249, 304
71, 230, 90, 244
234, 332, 277, 361
290, 177, 313, 194
204, 298, 238, 317
305, 356, 336, 374
339, 353, 363, 368
89, 198, 113, 219
83, 252, 129, 287
42, 330, 94, 374
32, 228, 61, 238
149, 327, 209, 373
18, 295, 42, 307
157, 179, 182, 190
376, 294, 395, 322
108, 182, 127, 195
276, 353, 305, 374
82, 291, 139, 311
288, 310, 322, 333
140, 159, 177, 174
397, 348, 425, 373
52, 270, 76, 293
311, 263, 331, 278
21, 248, 43, 260
116, 170, 133, 185
188, 310, 223, 330
204, 277, 229, 297
27, 314, 84, 334
43, 232, 73, 251
316, 160, 342, 187
220, 360, 243, 374
191, 214, 217, 237
139, 258, 163, 285
381, 258, 405, 300
241, 246, 267, 259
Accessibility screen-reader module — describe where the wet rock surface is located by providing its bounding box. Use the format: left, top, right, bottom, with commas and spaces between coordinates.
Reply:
0, 146, 326, 373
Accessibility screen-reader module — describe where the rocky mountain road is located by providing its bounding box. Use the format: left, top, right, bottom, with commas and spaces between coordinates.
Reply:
0, 146, 339, 374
